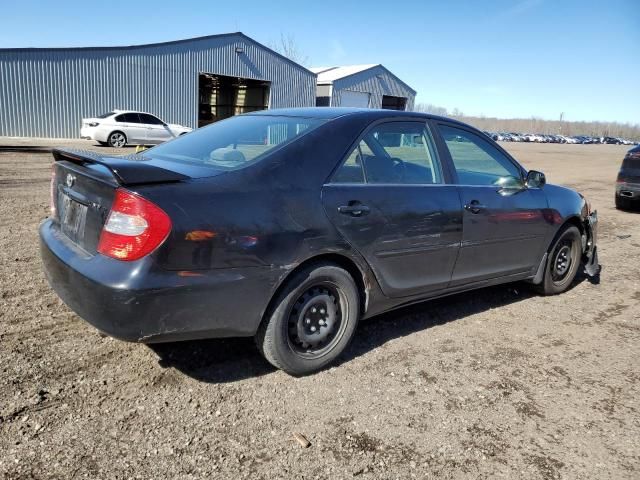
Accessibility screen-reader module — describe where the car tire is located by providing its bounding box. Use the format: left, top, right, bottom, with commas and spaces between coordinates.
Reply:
108, 131, 127, 148
615, 195, 631, 210
255, 263, 360, 376
536, 225, 581, 296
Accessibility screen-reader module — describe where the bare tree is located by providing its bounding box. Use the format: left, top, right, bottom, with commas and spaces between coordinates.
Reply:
268, 33, 310, 67
410, 103, 640, 140
414, 103, 448, 116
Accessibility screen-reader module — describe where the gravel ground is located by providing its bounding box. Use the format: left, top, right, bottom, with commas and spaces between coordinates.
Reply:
0, 138, 638, 479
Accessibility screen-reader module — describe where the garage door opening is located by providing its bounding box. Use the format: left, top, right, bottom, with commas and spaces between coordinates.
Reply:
381, 95, 407, 111
198, 73, 270, 127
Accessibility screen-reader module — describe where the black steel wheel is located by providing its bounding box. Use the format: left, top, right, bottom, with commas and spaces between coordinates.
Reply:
256, 263, 360, 375
287, 283, 345, 357
537, 225, 581, 295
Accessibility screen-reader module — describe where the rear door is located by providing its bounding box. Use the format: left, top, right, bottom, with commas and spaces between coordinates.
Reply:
322, 120, 462, 298
434, 122, 549, 286
114, 113, 146, 143
140, 113, 174, 144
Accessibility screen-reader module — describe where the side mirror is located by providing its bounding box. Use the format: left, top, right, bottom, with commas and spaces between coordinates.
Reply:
526, 170, 546, 188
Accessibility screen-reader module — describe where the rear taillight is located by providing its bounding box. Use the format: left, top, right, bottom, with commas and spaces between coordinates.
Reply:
88, 122, 99, 127
50, 165, 57, 217
97, 189, 171, 261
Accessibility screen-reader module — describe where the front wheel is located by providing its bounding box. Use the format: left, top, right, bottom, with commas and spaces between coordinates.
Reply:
255, 264, 360, 376
537, 225, 581, 295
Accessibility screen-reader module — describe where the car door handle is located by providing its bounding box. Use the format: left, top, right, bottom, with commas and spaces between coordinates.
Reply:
338, 204, 370, 217
464, 200, 487, 214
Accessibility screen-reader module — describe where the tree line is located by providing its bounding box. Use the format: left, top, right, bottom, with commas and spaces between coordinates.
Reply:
413, 103, 640, 140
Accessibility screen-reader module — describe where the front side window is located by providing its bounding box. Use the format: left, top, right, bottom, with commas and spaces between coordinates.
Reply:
139, 113, 164, 125
439, 124, 523, 187
332, 122, 442, 185
145, 114, 326, 171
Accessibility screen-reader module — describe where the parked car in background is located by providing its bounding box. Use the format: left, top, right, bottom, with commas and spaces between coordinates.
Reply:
41, 108, 600, 375
81, 110, 192, 148
616, 145, 640, 210
603, 136, 622, 145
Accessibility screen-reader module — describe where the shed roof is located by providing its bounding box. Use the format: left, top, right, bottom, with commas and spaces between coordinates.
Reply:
311, 64, 416, 95
0, 32, 315, 75
310, 64, 379, 83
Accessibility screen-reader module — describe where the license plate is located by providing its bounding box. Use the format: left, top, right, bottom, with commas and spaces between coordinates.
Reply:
60, 193, 88, 243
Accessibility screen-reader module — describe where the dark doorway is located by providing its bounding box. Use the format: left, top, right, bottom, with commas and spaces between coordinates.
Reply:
381, 95, 408, 111
198, 73, 270, 127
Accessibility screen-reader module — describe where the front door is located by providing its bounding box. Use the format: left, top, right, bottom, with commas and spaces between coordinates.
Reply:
140, 113, 174, 144
435, 123, 549, 286
322, 121, 462, 298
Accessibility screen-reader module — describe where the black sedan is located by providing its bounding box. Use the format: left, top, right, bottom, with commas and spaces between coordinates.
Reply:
40, 108, 600, 375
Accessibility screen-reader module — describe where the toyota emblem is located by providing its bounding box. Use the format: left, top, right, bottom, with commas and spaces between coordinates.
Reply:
65, 173, 76, 188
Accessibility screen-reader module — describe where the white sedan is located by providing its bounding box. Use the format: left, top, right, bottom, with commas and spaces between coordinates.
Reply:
80, 110, 192, 148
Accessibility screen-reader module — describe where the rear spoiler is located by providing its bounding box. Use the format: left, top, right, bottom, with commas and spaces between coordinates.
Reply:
52, 148, 189, 185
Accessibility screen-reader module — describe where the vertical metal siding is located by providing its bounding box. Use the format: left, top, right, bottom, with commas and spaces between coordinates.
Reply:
330, 66, 415, 110
0, 34, 316, 138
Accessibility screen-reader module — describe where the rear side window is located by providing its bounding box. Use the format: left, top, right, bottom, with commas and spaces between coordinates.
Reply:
439, 124, 523, 187
115, 113, 142, 123
145, 115, 326, 171
332, 121, 442, 184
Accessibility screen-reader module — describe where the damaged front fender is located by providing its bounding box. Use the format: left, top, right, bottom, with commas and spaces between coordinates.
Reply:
582, 210, 601, 277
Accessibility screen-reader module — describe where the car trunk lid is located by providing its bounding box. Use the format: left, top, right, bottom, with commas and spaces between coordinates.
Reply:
51, 148, 196, 254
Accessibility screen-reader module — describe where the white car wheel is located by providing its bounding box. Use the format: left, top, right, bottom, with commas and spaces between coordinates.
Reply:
108, 132, 127, 148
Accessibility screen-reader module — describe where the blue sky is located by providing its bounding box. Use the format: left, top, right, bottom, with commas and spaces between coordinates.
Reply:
3, 0, 638, 124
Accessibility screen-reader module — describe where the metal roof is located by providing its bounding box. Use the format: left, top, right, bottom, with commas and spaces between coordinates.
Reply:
311, 64, 379, 83
311, 64, 417, 97
0, 32, 315, 75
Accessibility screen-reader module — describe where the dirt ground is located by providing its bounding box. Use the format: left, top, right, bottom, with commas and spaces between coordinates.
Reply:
0, 138, 638, 479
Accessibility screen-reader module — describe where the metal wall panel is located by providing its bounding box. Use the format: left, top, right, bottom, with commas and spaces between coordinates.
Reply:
330, 65, 415, 110
0, 33, 316, 138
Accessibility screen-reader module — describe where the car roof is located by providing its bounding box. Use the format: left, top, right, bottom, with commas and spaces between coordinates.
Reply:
111, 109, 158, 116
247, 107, 467, 125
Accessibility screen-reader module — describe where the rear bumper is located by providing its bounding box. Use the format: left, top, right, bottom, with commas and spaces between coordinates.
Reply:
39, 219, 280, 343
80, 127, 94, 140
616, 182, 640, 199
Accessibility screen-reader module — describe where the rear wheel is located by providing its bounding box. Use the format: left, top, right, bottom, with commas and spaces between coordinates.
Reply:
615, 195, 631, 210
108, 131, 127, 148
255, 264, 360, 376
537, 225, 581, 295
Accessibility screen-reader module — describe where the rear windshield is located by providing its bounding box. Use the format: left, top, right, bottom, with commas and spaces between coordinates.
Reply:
144, 115, 326, 171
623, 155, 640, 169
97, 111, 115, 119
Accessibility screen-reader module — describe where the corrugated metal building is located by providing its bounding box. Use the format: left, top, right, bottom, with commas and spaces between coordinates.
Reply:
311, 64, 416, 111
0, 32, 316, 138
